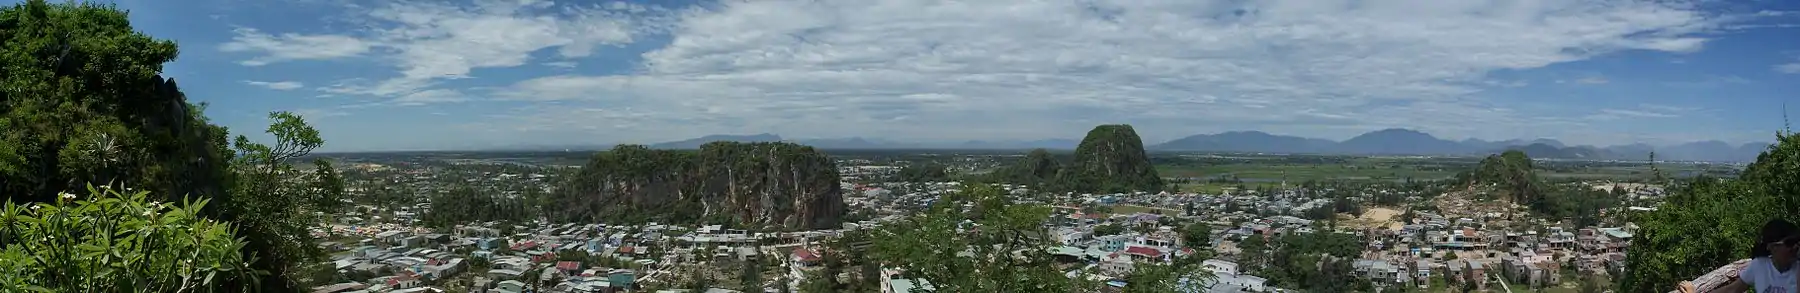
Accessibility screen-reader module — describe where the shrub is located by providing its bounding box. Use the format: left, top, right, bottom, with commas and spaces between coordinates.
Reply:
0, 184, 264, 292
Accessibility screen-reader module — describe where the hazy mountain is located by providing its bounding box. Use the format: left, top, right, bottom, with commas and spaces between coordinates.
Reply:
1497, 143, 1609, 160
1660, 141, 1740, 162
1463, 138, 1565, 151
955, 138, 1079, 150
792, 137, 918, 149
1153, 131, 1337, 153
1602, 143, 1655, 161
650, 133, 783, 149
1337, 128, 1474, 155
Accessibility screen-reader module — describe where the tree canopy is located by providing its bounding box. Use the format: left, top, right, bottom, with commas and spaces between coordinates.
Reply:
1619, 131, 1800, 292
0, 1, 341, 291
869, 183, 1095, 292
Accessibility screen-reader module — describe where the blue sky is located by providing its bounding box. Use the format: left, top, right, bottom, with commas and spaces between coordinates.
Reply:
97, 0, 1800, 151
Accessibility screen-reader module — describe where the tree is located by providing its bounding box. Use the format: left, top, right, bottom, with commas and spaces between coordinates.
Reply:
1578, 273, 1605, 293
869, 183, 1097, 292
1181, 223, 1211, 250
229, 111, 336, 291
0, 1, 324, 291
896, 162, 952, 183
0, 184, 263, 292
742, 261, 765, 292
1094, 223, 1125, 236
1620, 131, 1800, 292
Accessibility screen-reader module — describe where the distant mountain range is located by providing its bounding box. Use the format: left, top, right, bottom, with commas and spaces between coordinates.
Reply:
1152, 129, 1768, 162
644, 128, 1772, 162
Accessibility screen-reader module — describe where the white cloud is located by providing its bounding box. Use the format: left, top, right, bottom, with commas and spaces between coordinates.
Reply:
291, 108, 349, 120
219, 28, 370, 66
1778, 61, 1800, 74
487, 0, 1731, 142
1575, 76, 1610, 84
226, 0, 676, 101
238, 0, 1761, 144
243, 80, 305, 90
1585, 104, 1690, 121
391, 89, 468, 106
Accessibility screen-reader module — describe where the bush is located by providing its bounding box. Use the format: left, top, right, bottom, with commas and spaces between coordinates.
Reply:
0, 184, 264, 292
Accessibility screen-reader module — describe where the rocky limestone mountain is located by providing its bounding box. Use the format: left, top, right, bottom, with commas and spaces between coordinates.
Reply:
987, 148, 1063, 188
554, 142, 845, 230
1054, 125, 1163, 193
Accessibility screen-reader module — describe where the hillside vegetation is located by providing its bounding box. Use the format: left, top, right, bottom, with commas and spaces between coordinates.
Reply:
553, 142, 846, 230
1621, 132, 1800, 292
1051, 124, 1165, 193
0, 2, 347, 291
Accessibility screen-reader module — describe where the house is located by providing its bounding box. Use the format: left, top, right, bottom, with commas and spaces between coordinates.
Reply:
1122, 245, 1168, 263
1464, 260, 1486, 291
1050, 227, 1093, 246
885, 278, 935, 293
555, 261, 582, 275
1096, 234, 1132, 252
376, 231, 407, 245
311, 282, 367, 293
1414, 260, 1432, 287
487, 269, 524, 280
1353, 259, 1399, 282
1099, 253, 1135, 276
608, 269, 636, 290
1202, 259, 1240, 276
426, 258, 465, 279
493, 280, 527, 293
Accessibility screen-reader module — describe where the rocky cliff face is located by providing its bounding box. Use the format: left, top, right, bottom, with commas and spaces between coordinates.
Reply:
1053, 125, 1163, 193
554, 142, 845, 230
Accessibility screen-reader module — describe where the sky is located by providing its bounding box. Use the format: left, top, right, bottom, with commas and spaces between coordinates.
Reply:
97, 0, 1800, 151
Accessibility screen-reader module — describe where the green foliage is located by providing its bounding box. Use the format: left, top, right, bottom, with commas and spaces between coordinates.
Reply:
0, 1, 332, 291
895, 162, 951, 183
0, 0, 230, 213
1250, 232, 1365, 291
0, 184, 263, 292
1620, 131, 1800, 292
869, 183, 1097, 292
1473, 150, 1542, 203
228, 111, 335, 290
981, 148, 1063, 187
554, 142, 844, 230
1055, 125, 1164, 194
1094, 223, 1125, 236
420, 185, 538, 229
1181, 223, 1210, 250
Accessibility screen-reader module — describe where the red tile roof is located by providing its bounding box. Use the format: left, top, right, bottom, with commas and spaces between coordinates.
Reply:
556, 261, 581, 271
1124, 246, 1165, 258
793, 248, 821, 262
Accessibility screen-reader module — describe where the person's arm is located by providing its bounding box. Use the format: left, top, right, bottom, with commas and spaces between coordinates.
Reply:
1711, 278, 1750, 293
1710, 262, 1757, 293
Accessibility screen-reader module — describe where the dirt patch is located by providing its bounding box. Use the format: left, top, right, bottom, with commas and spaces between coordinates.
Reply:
1339, 207, 1406, 231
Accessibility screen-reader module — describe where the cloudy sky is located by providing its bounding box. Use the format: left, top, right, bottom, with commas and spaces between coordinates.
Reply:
110, 0, 1800, 151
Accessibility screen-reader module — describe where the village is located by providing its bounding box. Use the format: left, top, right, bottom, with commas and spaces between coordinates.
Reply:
298, 157, 1663, 293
